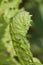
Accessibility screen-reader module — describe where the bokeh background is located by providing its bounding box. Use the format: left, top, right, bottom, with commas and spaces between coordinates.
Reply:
19, 0, 43, 63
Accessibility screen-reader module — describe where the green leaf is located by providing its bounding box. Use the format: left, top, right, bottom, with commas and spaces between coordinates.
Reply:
0, 0, 21, 17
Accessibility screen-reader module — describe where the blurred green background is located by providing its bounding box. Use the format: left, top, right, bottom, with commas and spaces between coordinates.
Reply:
20, 0, 43, 63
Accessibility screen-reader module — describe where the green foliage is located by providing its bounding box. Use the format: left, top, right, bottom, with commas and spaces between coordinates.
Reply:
0, 0, 43, 65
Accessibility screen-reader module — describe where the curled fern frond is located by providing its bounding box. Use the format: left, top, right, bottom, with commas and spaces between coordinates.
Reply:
11, 9, 34, 65
12, 9, 32, 37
